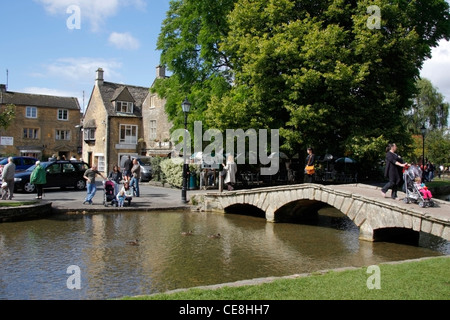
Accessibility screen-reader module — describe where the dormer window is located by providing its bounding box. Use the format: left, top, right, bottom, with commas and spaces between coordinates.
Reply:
116, 101, 134, 113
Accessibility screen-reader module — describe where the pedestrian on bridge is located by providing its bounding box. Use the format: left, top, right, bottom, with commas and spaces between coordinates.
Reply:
381, 143, 408, 200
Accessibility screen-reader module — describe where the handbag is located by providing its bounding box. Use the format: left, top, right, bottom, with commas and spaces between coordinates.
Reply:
305, 165, 315, 175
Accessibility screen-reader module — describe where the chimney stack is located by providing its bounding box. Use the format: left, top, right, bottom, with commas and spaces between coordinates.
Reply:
0, 84, 6, 93
96, 68, 104, 86
156, 65, 166, 79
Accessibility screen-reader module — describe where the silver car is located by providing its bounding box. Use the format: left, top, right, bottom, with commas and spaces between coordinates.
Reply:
137, 157, 152, 182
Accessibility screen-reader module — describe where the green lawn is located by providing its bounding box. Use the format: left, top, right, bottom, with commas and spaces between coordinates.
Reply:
123, 256, 450, 300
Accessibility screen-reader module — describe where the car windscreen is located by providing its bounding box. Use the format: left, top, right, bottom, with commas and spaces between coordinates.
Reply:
138, 158, 152, 166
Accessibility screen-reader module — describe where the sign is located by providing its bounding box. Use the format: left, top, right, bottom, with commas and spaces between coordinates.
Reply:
0, 137, 13, 146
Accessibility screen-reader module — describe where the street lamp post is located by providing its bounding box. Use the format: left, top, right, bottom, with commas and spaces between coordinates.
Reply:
420, 124, 426, 181
181, 98, 191, 203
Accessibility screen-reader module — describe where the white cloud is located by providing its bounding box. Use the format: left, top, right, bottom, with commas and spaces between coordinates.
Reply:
108, 32, 141, 50
39, 57, 123, 84
21, 87, 78, 98
35, 0, 146, 31
421, 39, 450, 103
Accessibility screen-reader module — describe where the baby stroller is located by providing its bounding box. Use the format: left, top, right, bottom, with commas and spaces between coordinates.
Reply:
403, 165, 434, 208
103, 180, 119, 207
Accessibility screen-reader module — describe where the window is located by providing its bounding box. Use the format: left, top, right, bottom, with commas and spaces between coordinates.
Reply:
58, 109, 69, 121
56, 130, 71, 141
116, 101, 134, 113
26, 107, 37, 119
97, 156, 106, 172
120, 125, 138, 144
47, 163, 62, 174
63, 163, 76, 173
84, 128, 96, 141
150, 120, 157, 140
23, 128, 39, 140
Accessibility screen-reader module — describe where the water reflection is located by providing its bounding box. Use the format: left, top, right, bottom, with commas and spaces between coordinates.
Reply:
0, 207, 447, 300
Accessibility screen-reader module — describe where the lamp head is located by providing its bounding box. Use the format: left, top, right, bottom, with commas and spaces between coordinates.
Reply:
181, 98, 191, 113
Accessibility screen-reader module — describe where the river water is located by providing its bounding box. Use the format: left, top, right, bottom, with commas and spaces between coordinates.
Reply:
0, 207, 448, 300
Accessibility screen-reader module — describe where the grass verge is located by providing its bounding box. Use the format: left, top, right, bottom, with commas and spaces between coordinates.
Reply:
123, 256, 450, 300
0, 201, 38, 207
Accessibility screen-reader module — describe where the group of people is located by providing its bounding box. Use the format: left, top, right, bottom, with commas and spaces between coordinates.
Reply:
82, 156, 141, 206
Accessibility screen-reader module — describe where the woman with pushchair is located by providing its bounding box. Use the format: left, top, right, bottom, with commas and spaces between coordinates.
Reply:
381, 143, 409, 200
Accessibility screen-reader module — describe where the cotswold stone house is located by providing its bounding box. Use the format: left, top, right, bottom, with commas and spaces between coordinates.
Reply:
81, 67, 173, 174
0, 84, 81, 160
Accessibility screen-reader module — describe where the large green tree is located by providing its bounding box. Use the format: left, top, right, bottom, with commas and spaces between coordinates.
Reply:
154, 0, 450, 164
219, 0, 450, 158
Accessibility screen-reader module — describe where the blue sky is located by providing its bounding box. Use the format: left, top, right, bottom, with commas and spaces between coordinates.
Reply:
0, 0, 449, 114
0, 0, 170, 112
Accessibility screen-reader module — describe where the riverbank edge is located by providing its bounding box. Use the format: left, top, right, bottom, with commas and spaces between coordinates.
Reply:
123, 255, 450, 300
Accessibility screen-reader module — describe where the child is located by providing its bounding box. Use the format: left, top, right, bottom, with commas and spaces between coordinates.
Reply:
117, 190, 126, 207
117, 182, 133, 207
415, 177, 433, 200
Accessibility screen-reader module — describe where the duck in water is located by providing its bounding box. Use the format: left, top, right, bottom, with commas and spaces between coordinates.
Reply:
208, 233, 221, 239
181, 231, 193, 236
126, 239, 139, 246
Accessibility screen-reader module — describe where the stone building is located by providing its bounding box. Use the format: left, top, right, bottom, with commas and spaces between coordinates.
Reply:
82, 67, 173, 174
0, 84, 81, 160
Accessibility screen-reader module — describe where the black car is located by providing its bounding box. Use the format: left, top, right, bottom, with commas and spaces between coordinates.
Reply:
14, 160, 89, 193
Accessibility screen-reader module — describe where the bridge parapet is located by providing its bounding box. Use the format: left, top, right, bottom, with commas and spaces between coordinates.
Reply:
191, 183, 450, 242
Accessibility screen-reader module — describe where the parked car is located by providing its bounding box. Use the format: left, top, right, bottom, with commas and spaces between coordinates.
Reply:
137, 157, 153, 182
0, 156, 39, 172
14, 160, 89, 193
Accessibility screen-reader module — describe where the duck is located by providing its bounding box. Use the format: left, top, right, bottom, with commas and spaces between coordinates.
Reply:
181, 231, 193, 236
208, 233, 221, 239
126, 239, 139, 246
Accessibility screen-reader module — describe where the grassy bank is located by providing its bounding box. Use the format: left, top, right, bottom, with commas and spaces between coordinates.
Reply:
124, 256, 450, 300
0, 201, 37, 208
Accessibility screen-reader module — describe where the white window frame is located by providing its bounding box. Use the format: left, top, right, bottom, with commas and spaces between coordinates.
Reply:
120, 124, 138, 144
56, 130, 71, 141
96, 156, 106, 173
58, 109, 69, 121
26, 106, 37, 119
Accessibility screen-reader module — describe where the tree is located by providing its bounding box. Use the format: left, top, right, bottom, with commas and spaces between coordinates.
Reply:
221, 0, 450, 159
408, 78, 449, 132
153, 0, 237, 133
0, 104, 15, 130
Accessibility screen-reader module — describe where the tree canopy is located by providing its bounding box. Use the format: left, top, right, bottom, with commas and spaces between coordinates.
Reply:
154, 0, 450, 166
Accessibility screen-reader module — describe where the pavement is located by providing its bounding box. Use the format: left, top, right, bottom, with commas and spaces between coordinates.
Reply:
7, 181, 203, 214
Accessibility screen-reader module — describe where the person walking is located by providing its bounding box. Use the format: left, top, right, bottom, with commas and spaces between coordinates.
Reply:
123, 156, 133, 181
381, 143, 408, 200
83, 165, 106, 205
304, 147, 315, 183
1, 157, 16, 200
223, 155, 237, 191
30, 161, 47, 199
130, 159, 141, 197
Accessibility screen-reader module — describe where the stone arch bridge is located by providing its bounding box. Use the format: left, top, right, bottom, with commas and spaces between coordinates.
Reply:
191, 184, 450, 242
